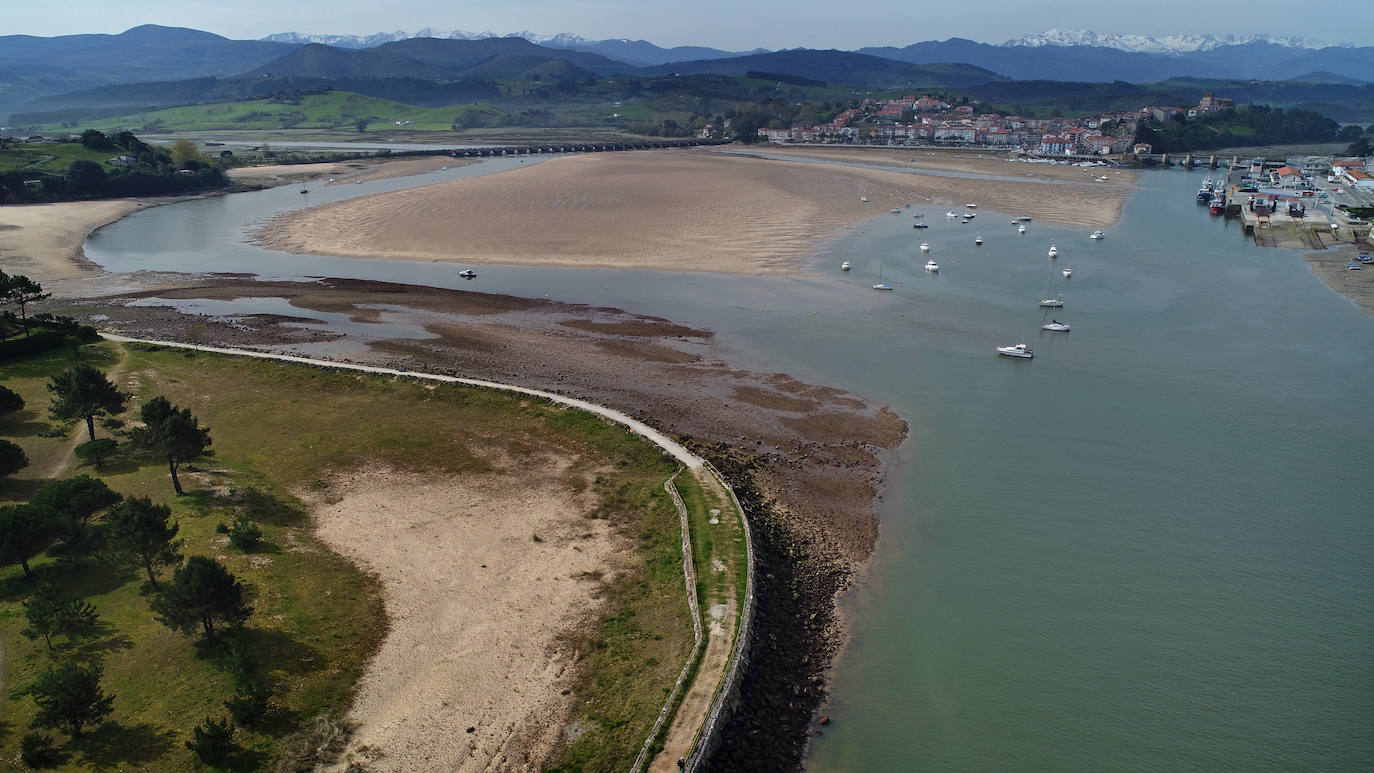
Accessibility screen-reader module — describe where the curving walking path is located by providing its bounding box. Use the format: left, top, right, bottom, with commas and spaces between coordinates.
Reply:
98, 333, 740, 768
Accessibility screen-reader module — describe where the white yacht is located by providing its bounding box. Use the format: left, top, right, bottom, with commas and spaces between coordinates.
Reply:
996, 343, 1033, 358
890, 207, 902, 214
1018, 224, 1027, 234
962, 212, 976, 219
1048, 244, 1059, 258
924, 260, 940, 272
1089, 230, 1105, 240
873, 282, 894, 290
860, 196, 869, 202
965, 203, 978, 208
458, 269, 477, 279
975, 235, 983, 246
1062, 266, 1072, 278
947, 211, 958, 218
841, 260, 852, 271
1040, 297, 1064, 308
1042, 320, 1071, 332
920, 242, 931, 252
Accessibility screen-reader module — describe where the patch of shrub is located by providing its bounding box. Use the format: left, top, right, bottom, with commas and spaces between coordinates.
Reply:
228, 518, 261, 551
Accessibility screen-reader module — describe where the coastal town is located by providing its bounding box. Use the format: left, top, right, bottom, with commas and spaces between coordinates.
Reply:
754, 91, 1235, 156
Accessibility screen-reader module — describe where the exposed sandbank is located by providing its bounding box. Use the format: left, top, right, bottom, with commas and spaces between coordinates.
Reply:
0, 200, 142, 281
253, 150, 1133, 275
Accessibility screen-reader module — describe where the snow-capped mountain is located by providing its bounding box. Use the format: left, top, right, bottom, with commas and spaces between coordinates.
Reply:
1003, 29, 1350, 54
261, 29, 595, 49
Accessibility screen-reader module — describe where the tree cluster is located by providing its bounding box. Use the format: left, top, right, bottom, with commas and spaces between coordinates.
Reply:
1135, 104, 1341, 152
0, 131, 229, 205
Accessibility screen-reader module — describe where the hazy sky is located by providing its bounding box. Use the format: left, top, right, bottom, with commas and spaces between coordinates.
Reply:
3, 0, 1371, 49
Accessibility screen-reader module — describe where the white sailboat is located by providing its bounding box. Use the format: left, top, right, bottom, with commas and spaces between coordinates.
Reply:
1039, 297, 1064, 308
873, 263, 894, 291
1041, 320, 1071, 332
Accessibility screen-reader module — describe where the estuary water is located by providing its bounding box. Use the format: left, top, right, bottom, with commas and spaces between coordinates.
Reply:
83, 160, 1374, 771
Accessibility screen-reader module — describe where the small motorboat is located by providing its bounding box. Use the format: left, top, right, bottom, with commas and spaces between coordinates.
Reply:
300, 189, 309, 194
975, 235, 983, 246
860, 196, 869, 203
1048, 245, 1059, 258
962, 212, 976, 219
913, 223, 929, 229
1040, 298, 1064, 308
924, 260, 940, 272
1347, 262, 1364, 270
965, 203, 978, 209
873, 282, 894, 290
458, 269, 477, 279
1018, 224, 1027, 234
841, 260, 852, 271
1014, 216, 1033, 222
947, 211, 958, 218
920, 242, 931, 252
890, 208, 902, 214
1089, 230, 1105, 239
1042, 320, 1071, 332
911, 211, 925, 218
996, 343, 1033, 358
1062, 266, 1072, 278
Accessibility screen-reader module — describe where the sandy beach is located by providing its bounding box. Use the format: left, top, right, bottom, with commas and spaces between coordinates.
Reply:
308, 465, 622, 772
1301, 242, 1374, 315
227, 155, 463, 186
254, 150, 1134, 275
0, 200, 142, 281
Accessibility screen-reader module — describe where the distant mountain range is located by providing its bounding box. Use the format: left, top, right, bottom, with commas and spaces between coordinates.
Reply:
1001, 29, 1350, 54
262, 29, 763, 67
2, 25, 1370, 124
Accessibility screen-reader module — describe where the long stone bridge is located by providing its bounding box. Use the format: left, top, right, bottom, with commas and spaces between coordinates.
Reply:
450, 138, 727, 157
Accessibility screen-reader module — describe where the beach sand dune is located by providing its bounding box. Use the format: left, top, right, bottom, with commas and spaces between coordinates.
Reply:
255, 151, 1132, 275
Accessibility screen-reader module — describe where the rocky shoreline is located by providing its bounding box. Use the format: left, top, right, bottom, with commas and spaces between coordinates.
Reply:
47, 275, 907, 770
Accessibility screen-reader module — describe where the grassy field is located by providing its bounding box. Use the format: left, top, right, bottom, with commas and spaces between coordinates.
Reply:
24, 93, 493, 135
0, 341, 694, 770
0, 142, 124, 175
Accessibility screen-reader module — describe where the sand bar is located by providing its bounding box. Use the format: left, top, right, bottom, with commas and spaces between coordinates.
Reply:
0, 200, 142, 281
254, 150, 1134, 275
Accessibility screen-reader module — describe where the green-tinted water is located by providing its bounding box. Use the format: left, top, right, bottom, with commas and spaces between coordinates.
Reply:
84, 163, 1374, 770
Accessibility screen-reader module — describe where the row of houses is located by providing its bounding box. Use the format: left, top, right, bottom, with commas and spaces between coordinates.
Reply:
756, 93, 1142, 154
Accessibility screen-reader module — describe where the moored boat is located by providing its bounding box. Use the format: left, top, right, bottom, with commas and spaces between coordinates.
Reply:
1040, 297, 1064, 307
458, 269, 477, 279
975, 235, 983, 245
1048, 244, 1058, 258
996, 343, 1033, 358
924, 260, 940, 272
1062, 266, 1072, 278
1018, 224, 1027, 234
1042, 320, 1071, 332
920, 242, 931, 252
1089, 230, 1105, 240
841, 260, 852, 271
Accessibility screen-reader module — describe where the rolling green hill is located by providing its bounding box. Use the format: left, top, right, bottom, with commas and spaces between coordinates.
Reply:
20, 92, 490, 134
